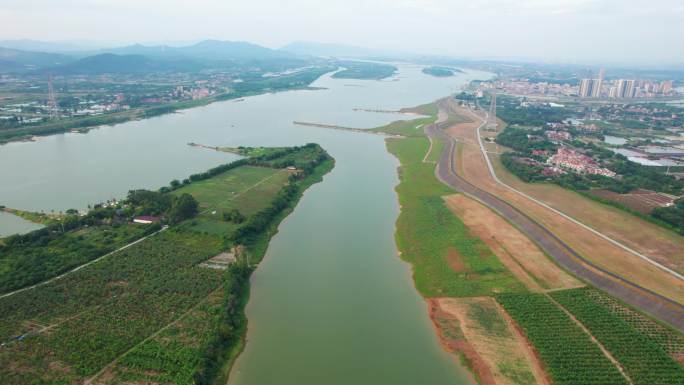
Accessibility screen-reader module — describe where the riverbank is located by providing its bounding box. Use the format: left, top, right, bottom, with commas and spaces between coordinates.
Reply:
375, 99, 684, 385
1, 207, 61, 225
0, 68, 334, 145
0, 145, 334, 384
373, 105, 543, 384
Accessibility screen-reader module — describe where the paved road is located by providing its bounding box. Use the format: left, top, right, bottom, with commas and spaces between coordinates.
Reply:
427, 100, 684, 331
461, 100, 683, 282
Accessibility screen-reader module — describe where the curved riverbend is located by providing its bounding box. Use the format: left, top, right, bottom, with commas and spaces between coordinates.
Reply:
0, 65, 491, 384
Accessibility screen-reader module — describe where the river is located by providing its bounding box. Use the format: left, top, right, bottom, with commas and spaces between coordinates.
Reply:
0, 64, 489, 384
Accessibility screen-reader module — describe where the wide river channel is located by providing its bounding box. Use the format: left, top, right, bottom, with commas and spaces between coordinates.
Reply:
0, 64, 489, 384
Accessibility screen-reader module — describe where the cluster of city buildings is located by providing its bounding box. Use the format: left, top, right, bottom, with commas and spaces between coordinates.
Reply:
547, 147, 617, 177
172, 85, 214, 100
579, 77, 674, 99
545, 130, 573, 141
473, 71, 677, 100
476, 80, 576, 97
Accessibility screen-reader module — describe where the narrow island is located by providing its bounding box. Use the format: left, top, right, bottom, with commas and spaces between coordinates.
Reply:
0, 143, 334, 385
422, 66, 462, 77
332, 61, 397, 80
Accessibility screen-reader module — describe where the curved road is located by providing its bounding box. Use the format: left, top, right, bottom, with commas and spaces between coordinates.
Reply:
426, 100, 684, 331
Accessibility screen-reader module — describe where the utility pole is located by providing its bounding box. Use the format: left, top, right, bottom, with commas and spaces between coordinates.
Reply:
488, 91, 497, 131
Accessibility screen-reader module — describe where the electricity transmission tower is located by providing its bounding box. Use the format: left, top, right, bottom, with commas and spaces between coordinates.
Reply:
47, 75, 58, 119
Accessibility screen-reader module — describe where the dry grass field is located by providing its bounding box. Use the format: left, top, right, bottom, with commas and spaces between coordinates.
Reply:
490, 155, 684, 274
445, 107, 684, 305
443, 194, 582, 292
431, 297, 550, 385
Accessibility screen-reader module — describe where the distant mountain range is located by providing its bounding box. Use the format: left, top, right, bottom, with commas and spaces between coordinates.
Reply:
51, 54, 207, 75
0, 39, 417, 75
281, 41, 403, 58
0, 40, 301, 74
0, 47, 72, 73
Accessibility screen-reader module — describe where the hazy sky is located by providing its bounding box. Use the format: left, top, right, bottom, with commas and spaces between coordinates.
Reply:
2, 0, 683, 66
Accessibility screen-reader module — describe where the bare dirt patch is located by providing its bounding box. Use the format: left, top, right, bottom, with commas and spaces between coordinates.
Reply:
431, 297, 549, 385
589, 188, 674, 214
199, 251, 236, 270
428, 298, 496, 385
446, 247, 468, 272
443, 194, 583, 292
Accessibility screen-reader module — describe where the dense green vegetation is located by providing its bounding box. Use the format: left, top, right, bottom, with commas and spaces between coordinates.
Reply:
551, 288, 684, 385
0, 187, 201, 295
496, 293, 628, 385
332, 61, 397, 80
106, 264, 252, 385
0, 143, 334, 384
380, 117, 524, 297
653, 200, 684, 232
422, 66, 460, 77
496, 96, 573, 127
0, 211, 159, 294
0, 230, 225, 384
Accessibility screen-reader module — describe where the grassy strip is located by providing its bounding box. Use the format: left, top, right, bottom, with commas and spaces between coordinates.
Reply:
426, 137, 445, 163
0, 208, 58, 226
379, 112, 524, 297
196, 157, 335, 385
496, 293, 628, 385
550, 288, 684, 384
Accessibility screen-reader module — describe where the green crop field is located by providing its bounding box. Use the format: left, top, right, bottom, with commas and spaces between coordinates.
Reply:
172, 164, 291, 236
384, 118, 525, 297
577, 288, 684, 358
0, 230, 224, 384
107, 289, 227, 385
551, 288, 684, 385
172, 165, 288, 216
0, 222, 152, 294
0, 144, 335, 385
496, 293, 628, 385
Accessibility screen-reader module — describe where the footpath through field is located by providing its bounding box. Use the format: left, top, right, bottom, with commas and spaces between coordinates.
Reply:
0, 227, 167, 300
427, 98, 684, 331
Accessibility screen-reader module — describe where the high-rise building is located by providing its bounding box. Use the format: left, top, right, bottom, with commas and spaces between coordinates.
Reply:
579, 77, 604, 98
579, 79, 593, 98
623, 80, 636, 98
609, 86, 619, 98
591, 79, 603, 98
615, 79, 636, 98
661, 80, 673, 94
